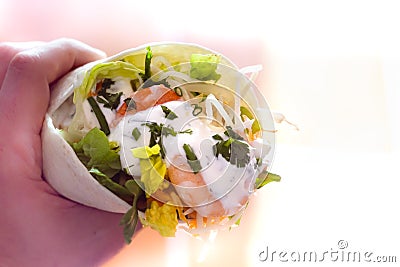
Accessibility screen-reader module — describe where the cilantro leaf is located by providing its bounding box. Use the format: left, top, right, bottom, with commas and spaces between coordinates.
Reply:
96, 92, 123, 110
224, 126, 244, 140
95, 78, 123, 111
143, 122, 193, 157
213, 128, 250, 168
229, 140, 250, 168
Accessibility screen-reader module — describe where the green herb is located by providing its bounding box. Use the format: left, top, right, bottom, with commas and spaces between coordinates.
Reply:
162, 126, 178, 137
213, 127, 250, 168
183, 144, 202, 173
143, 122, 162, 148
143, 122, 192, 143
87, 97, 110, 135
120, 179, 143, 244
212, 134, 223, 141
180, 129, 193, 134
143, 78, 170, 88
224, 126, 244, 140
89, 168, 133, 203
124, 97, 136, 111
132, 127, 141, 141
95, 78, 123, 110
255, 172, 281, 189
174, 87, 183, 97
96, 92, 123, 110
140, 46, 153, 81
191, 104, 202, 116
161, 105, 178, 120
101, 78, 115, 90
143, 122, 193, 157
191, 91, 201, 97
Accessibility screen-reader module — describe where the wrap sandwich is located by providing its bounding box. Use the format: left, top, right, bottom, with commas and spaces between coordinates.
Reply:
42, 42, 280, 243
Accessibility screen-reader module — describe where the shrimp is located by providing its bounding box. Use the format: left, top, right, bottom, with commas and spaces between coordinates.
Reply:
130, 84, 181, 112
168, 155, 249, 218
111, 84, 181, 127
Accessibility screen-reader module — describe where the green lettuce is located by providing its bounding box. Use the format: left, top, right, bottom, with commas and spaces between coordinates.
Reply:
74, 61, 143, 103
131, 144, 166, 195
189, 54, 221, 81
72, 127, 121, 178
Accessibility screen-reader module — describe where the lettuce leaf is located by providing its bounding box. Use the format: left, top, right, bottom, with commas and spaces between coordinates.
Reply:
131, 144, 166, 195
74, 61, 143, 103
189, 54, 221, 81
139, 201, 178, 237
72, 127, 121, 178
65, 61, 143, 142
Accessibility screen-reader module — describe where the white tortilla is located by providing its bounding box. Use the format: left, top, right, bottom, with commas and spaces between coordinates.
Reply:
42, 42, 239, 213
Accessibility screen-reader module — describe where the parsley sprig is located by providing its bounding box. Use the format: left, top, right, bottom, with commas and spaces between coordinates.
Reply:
213, 126, 250, 168
143, 122, 193, 157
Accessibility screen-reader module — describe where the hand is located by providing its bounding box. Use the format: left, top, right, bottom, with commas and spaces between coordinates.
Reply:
0, 39, 134, 267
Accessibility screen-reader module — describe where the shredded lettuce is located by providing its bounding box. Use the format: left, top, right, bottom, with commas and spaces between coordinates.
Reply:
189, 54, 221, 81
131, 144, 166, 195
140, 201, 178, 237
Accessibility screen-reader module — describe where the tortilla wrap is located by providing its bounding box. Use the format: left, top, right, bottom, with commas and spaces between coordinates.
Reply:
42, 42, 265, 214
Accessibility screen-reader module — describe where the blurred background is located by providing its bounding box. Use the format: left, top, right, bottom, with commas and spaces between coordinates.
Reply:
2, 0, 399, 266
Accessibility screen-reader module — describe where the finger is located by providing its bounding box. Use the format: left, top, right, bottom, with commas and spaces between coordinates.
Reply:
0, 38, 106, 134
0, 41, 45, 88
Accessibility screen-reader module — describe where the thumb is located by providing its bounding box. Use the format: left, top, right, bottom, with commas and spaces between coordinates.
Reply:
0, 38, 106, 135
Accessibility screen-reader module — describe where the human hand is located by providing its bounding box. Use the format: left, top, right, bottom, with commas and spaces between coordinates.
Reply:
0, 39, 134, 267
